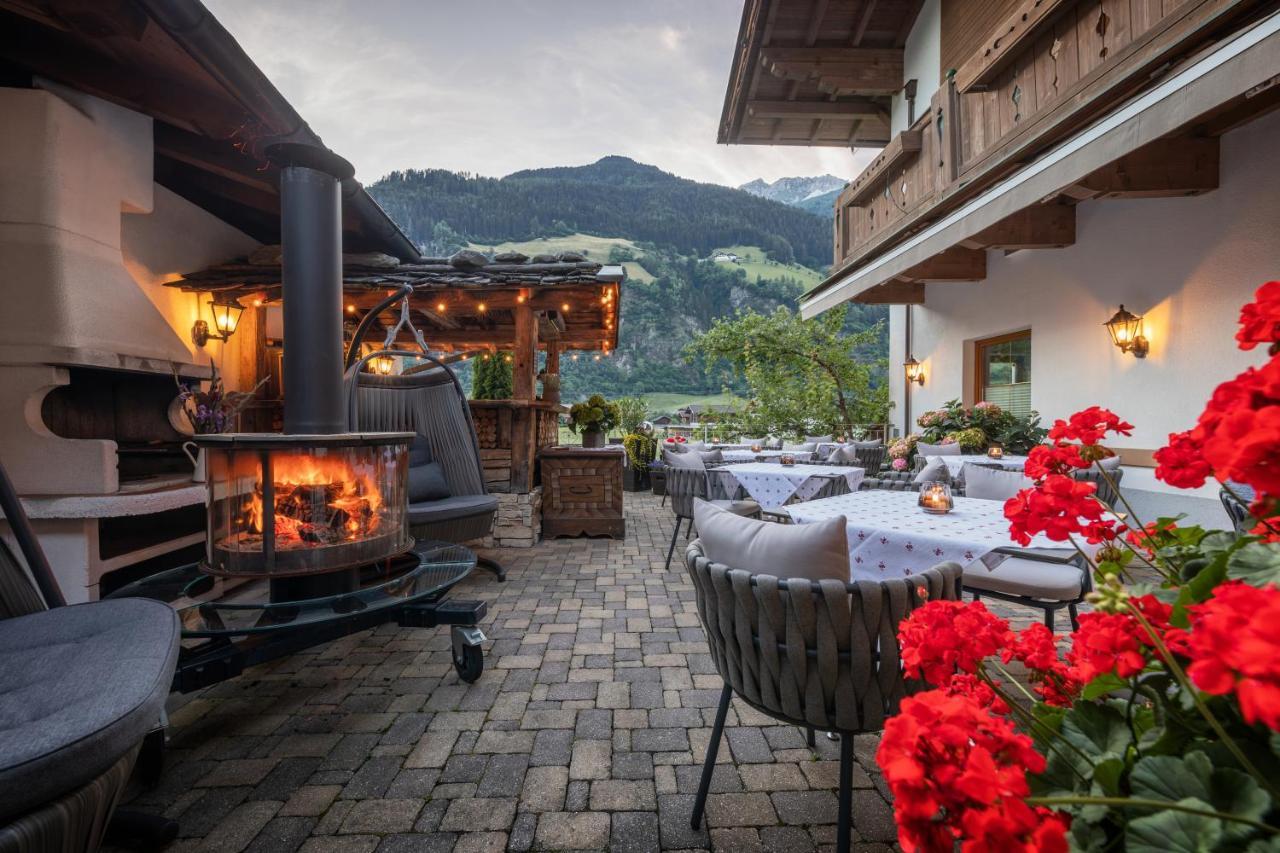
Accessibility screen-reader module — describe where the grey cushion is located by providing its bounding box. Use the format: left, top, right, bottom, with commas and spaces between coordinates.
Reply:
738, 437, 767, 446
805, 435, 834, 445
683, 441, 707, 453
664, 448, 704, 470
851, 439, 883, 449
408, 435, 432, 466
1094, 454, 1122, 472
913, 456, 950, 485
0, 598, 179, 824
782, 441, 817, 453
708, 499, 762, 517
700, 449, 724, 466
964, 557, 1083, 601
917, 442, 962, 456
829, 445, 861, 465
407, 493, 498, 525
692, 499, 849, 583
408, 462, 451, 503
961, 462, 1031, 501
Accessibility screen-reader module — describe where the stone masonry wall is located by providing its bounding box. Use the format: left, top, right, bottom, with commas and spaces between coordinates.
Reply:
480, 487, 542, 548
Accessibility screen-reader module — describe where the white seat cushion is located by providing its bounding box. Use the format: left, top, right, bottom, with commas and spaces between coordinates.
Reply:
917, 442, 962, 456
964, 557, 1083, 601
708, 499, 762, 517
692, 499, 849, 582
962, 462, 1032, 501
913, 456, 949, 485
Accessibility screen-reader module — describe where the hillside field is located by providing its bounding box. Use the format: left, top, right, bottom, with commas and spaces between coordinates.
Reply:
709, 245, 825, 290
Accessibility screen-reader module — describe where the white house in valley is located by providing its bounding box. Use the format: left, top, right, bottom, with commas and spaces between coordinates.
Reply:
720, 0, 1280, 525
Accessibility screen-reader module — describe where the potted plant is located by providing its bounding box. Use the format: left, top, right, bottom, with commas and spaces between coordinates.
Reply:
174, 363, 265, 481
622, 430, 657, 491
568, 394, 619, 448
873, 281, 1280, 852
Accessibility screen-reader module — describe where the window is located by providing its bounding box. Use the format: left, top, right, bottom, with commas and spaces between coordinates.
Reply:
974, 331, 1031, 417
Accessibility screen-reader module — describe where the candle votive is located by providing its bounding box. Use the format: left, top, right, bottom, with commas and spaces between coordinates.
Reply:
987, 446, 1005, 459
779, 453, 796, 466
918, 482, 954, 514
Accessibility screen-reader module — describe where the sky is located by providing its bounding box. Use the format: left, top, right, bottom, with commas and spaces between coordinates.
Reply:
206, 0, 875, 188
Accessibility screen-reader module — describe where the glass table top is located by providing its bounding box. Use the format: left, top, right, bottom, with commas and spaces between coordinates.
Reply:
107, 540, 475, 638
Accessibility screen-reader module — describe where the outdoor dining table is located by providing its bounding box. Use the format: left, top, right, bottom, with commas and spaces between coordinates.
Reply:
720, 462, 865, 510
924, 453, 1030, 478
718, 449, 814, 463
784, 489, 1064, 582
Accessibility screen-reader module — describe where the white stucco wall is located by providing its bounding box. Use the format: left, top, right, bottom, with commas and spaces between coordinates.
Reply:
891, 0, 941, 135
886, 108, 1280, 524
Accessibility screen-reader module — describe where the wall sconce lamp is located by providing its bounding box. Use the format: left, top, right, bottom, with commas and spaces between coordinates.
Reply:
1104, 305, 1149, 358
369, 355, 396, 375
904, 355, 925, 386
192, 295, 245, 346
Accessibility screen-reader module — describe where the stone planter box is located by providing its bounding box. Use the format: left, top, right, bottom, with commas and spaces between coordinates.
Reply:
622, 465, 651, 492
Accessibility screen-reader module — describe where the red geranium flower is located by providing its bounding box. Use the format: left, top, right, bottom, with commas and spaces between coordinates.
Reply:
899, 600, 1014, 686
1024, 442, 1091, 481
1004, 623, 1081, 707
1005, 475, 1117, 546
1176, 580, 1280, 730
1124, 519, 1178, 558
1066, 595, 1172, 684
1154, 430, 1214, 489
1236, 280, 1280, 352
1048, 407, 1134, 446
1200, 401, 1280, 497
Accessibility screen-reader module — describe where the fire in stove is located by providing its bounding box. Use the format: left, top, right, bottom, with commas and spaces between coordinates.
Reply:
198, 433, 414, 577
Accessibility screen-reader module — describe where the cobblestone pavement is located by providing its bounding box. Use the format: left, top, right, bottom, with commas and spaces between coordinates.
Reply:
125, 491, 1059, 853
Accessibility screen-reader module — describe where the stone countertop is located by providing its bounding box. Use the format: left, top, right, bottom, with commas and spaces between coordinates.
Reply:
1, 476, 205, 520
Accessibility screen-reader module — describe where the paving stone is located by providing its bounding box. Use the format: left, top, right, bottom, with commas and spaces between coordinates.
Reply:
373, 834, 455, 853
299, 837, 380, 853
440, 797, 518, 833
440, 753, 488, 784
453, 831, 508, 853
726, 728, 774, 763
178, 787, 253, 838
772, 791, 839, 825
761, 825, 817, 852
711, 828, 764, 853
342, 755, 403, 799
569, 739, 611, 780
656, 795, 709, 850
534, 812, 610, 850
704, 793, 778, 827
851, 790, 897, 843
199, 800, 279, 852
384, 768, 440, 799
739, 763, 809, 792
252, 757, 323, 802
574, 708, 613, 740
477, 754, 529, 797
339, 799, 422, 834
244, 815, 316, 853
611, 811, 661, 853
611, 752, 655, 780
632, 728, 688, 753
590, 779, 657, 811
197, 758, 280, 787
508, 812, 538, 852
280, 785, 342, 818
565, 780, 590, 812
473, 730, 535, 754
520, 766, 568, 813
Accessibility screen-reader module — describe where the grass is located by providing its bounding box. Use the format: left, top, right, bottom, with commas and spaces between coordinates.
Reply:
709, 244, 825, 290
467, 233, 656, 283
640, 391, 743, 417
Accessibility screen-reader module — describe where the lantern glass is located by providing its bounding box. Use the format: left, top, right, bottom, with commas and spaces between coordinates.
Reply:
1104, 305, 1142, 350
918, 482, 954, 514
208, 297, 245, 338
370, 356, 395, 375
904, 356, 924, 385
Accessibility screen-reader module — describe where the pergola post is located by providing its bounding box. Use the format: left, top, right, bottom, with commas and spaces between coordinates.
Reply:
512, 292, 538, 401
545, 339, 560, 376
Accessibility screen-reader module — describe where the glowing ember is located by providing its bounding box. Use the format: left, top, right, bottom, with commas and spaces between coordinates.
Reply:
240, 453, 384, 549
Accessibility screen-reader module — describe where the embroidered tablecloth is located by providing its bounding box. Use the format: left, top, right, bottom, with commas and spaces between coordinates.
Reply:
785, 489, 1062, 582
722, 463, 865, 510
719, 449, 814, 464
925, 454, 1030, 478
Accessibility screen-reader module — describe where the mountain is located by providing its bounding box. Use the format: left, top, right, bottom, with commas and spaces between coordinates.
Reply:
738, 174, 846, 211
794, 187, 842, 218
369, 156, 832, 268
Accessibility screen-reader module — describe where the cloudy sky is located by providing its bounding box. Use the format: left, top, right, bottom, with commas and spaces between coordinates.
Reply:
206, 0, 874, 188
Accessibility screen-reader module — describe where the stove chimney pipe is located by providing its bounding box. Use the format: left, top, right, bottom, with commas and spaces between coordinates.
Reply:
267, 143, 355, 435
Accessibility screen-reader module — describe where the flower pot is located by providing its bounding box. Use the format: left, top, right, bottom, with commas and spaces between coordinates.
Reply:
582, 428, 605, 449
622, 465, 651, 492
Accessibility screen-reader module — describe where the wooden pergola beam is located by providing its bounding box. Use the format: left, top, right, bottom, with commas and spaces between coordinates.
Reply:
961, 204, 1076, 250
900, 246, 987, 282
1065, 137, 1220, 200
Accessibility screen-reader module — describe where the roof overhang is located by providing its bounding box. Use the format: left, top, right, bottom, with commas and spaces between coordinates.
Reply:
801, 10, 1280, 317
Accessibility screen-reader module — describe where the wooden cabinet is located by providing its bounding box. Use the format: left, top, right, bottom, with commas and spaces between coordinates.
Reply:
539, 446, 625, 539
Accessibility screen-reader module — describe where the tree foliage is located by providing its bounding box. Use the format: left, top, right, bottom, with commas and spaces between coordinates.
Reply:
685, 305, 887, 437
471, 352, 512, 399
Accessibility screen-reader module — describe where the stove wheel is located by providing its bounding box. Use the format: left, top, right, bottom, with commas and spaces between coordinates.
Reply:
451, 625, 486, 683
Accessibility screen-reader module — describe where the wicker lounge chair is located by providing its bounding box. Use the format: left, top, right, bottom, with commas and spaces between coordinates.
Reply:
346, 351, 505, 581
662, 459, 761, 571
684, 539, 962, 853
0, 458, 180, 852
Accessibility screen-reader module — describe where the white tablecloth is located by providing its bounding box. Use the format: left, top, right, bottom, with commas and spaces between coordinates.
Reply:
719, 449, 814, 464
925, 454, 1029, 478
785, 489, 1061, 581
722, 463, 865, 510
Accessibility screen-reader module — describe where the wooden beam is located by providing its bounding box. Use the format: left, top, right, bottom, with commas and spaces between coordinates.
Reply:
1067, 137, 1220, 199
961, 204, 1076, 250
855, 280, 925, 304
760, 47, 903, 95
512, 298, 538, 402
901, 247, 987, 281
545, 340, 561, 376
746, 98, 887, 119
840, 129, 923, 205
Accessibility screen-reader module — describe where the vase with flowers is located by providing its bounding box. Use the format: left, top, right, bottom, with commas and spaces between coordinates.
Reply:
874, 280, 1280, 853
174, 364, 265, 481
567, 394, 620, 448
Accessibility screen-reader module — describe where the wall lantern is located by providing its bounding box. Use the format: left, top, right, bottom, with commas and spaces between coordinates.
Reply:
903, 355, 925, 386
192, 295, 245, 346
369, 355, 395, 375
1104, 305, 1149, 358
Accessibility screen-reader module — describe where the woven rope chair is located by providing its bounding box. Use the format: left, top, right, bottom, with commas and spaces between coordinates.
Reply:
663, 467, 761, 571
1220, 483, 1253, 535
685, 543, 963, 853
1074, 466, 1125, 509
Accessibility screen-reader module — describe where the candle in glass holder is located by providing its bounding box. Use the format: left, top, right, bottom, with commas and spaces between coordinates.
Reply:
918, 482, 953, 514
779, 453, 796, 466
750, 443, 762, 453
987, 445, 1005, 459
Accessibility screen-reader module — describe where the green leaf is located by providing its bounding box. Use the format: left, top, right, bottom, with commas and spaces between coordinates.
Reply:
1227, 542, 1280, 589
1131, 751, 1271, 843
1091, 756, 1126, 797
1060, 702, 1132, 766
1082, 673, 1127, 700
1126, 798, 1223, 853
1246, 837, 1280, 853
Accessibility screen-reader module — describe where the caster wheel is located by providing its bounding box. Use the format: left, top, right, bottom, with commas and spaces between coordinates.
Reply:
453, 641, 483, 683
137, 729, 166, 787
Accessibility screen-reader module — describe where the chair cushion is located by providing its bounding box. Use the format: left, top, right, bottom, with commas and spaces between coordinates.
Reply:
962, 462, 1032, 501
408, 462, 451, 503
828, 445, 860, 465
408, 435, 432, 466
0, 598, 179, 824
851, 439, 883, 449
407, 494, 499, 525
805, 435, 834, 445
913, 456, 950, 485
964, 557, 1083, 601
917, 442, 962, 456
693, 499, 849, 582
664, 448, 704, 470
708, 499, 762, 517
1094, 454, 1122, 472
782, 441, 817, 453
700, 450, 724, 465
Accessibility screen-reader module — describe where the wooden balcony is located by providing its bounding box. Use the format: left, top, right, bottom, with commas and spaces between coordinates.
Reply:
831, 0, 1262, 273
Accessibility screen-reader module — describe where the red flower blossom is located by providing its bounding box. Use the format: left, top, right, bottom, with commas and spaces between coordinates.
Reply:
1124, 519, 1179, 557
1200, 398, 1280, 497
1024, 442, 1091, 481
1005, 623, 1081, 707
1177, 581, 1280, 730
943, 672, 1010, 714
898, 600, 1014, 686
877, 689, 1067, 852
1154, 430, 1214, 489
1236, 280, 1280, 352
1066, 595, 1171, 684
1048, 407, 1134, 446
1005, 475, 1117, 546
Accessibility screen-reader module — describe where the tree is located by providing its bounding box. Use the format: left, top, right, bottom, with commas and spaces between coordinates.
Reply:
685, 305, 887, 437
471, 352, 513, 399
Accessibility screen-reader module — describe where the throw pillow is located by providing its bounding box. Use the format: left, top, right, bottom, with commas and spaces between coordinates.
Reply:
962, 463, 1032, 501
408, 435, 432, 466
692, 500, 850, 582
408, 461, 451, 503
916, 441, 962, 456
699, 449, 724, 465
782, 441, 817, 453
805, 435, 834, 445
829, 445, 861, 465
664, 448, 705, 470
913, 456, 951, 485
851, 439, 883, 449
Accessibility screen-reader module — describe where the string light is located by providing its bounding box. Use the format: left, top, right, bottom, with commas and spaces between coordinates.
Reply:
503, 354, 512, 363
561, 302, 570, 312
252, 298, 263, 307
571, 353, 579, 361
516, 294, 526, 304
593, 354, 601, 362
478, 302, 487, 313
436, 301, 446, 313
346, 304, 356, 314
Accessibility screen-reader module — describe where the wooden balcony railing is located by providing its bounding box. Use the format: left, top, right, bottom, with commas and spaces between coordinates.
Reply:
832, 0, 1253, 270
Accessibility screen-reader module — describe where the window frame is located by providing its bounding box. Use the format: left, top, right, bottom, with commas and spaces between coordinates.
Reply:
973, 329, 1032, 410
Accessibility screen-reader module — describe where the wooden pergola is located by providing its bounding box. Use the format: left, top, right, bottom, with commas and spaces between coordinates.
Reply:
168, 249, 625, 492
